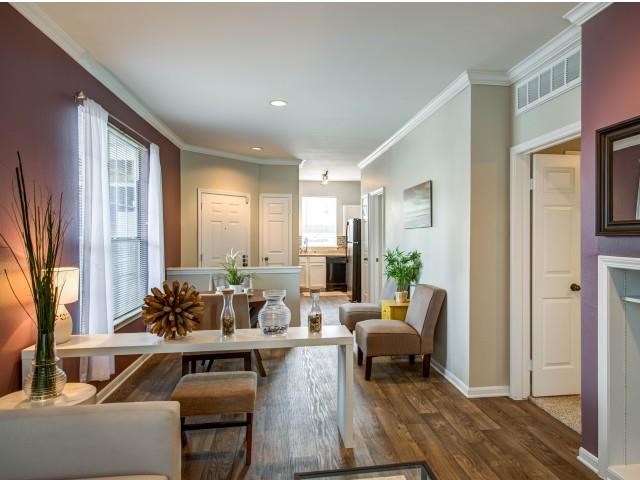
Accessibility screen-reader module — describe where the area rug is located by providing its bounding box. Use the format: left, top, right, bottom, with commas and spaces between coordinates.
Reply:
529, 395, 581, 434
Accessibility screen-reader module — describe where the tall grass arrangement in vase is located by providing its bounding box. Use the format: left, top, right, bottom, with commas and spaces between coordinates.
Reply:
0, 153, 67, 401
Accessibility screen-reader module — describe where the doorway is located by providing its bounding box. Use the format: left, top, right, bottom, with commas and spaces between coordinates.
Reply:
510, 132, 582, 434
198, 190, 250, 267
259, 194, 292, 266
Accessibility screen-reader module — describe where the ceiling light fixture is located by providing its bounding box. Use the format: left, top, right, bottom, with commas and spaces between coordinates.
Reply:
269, 99, 288, 107
251, 146, 263, 151
321, 170, 329, 185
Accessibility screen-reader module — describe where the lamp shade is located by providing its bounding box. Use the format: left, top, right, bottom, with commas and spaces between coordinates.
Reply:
53, 267, 79, 305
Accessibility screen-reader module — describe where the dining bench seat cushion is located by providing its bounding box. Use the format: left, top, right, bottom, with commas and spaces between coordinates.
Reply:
355, 319, 420, 357
171, 371, 257, 417
339, 303, 382, 331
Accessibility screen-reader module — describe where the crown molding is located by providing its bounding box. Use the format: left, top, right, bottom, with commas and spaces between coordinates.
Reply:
467, 70, 510, 86
358, 69, 510, 170
11, 2, 301, 167
182, 144, 301, 166
563, 2, 612, 26
358, 71, 470, 169
508, 24, 581, 84
10, 2, 185, 148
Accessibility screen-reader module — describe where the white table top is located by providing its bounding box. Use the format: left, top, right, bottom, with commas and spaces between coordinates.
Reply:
22, 326, 353, 359
0, 383, 97, 409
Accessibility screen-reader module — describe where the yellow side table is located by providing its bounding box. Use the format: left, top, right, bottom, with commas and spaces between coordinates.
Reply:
381, 300, 410, 321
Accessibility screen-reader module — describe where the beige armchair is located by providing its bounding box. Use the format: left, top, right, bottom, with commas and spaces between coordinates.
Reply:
355, 284, 445, 380
0, 401, 181, 480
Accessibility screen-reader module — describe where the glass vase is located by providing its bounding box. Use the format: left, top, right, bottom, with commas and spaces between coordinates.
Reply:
308, 289, 323, 334
258, 290, 291, 335
220, 288, 236, 338
23, 330, 67, 401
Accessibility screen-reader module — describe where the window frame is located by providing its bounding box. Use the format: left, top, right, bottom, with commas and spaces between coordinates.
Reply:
106, 123, 149, 327
300, 195, 338, 248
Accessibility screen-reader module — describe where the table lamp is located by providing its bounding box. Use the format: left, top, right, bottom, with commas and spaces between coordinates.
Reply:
53, 267, 79, 344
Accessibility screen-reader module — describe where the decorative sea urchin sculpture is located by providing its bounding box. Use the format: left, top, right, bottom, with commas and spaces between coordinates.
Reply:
142, 281, 204, 339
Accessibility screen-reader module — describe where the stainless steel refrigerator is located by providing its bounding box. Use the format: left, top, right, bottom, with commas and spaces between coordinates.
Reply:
346, 218, 361, 302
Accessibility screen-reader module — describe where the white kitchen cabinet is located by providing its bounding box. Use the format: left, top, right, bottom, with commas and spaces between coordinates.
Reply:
299, 258, 309, 289
299, 256, 326, 289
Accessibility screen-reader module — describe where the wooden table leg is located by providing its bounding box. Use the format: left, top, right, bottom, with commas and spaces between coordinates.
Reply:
253, 350, 267, 377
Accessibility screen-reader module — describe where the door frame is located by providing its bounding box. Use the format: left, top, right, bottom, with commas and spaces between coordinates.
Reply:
197, 188, 251, 268
368, 188, 385, 303
509, 121, 581, 400
259, 193, 293, 266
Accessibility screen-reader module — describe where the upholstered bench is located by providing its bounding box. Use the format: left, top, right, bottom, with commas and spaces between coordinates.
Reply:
171, 371, 257, 465
339, 280, 397, 332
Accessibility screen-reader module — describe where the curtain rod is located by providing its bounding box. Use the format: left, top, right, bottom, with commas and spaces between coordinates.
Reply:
75, 91, 153, 146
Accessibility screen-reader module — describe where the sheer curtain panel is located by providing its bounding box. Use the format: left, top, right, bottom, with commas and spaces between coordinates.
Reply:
78, 99, 115, 381
148, 143, 165, 290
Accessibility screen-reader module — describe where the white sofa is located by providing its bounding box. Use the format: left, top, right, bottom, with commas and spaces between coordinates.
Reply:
0, 401, 181, 480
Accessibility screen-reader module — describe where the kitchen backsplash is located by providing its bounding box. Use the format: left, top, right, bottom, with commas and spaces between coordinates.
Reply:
298, 235, 346, 255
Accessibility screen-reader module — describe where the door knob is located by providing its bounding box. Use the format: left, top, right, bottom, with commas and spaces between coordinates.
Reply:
570, 283, 581, 292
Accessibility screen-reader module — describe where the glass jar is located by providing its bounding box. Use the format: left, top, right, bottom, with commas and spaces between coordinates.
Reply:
23, 331, 67, 401
308, 289, 322, 334
220, 288, 236, 338
258, 290, 291, 335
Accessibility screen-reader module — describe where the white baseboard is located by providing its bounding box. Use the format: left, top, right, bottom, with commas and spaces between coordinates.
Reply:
96, 353, 152, 403
578, 447, 600, 476
430, 358, 509, 398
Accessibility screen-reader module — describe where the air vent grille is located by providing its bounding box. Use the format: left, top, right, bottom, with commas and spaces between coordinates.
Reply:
515, 48, 581, 114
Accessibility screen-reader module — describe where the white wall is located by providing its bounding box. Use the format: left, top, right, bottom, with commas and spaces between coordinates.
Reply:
299, 180, 361, 235
180, 150, 299, 267
469, 85, 511, 387
511, 85, 581, 145
362, 86, 473, 386
361, 84, 512, 390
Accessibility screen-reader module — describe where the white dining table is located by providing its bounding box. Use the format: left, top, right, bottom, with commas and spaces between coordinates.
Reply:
21, 325, 354, 448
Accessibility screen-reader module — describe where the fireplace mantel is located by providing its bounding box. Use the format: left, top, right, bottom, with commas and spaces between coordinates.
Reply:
598, 255, 640, 480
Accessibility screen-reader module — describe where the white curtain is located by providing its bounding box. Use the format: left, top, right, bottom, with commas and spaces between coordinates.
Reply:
78, 99, 114, 382
148, 143, 165, 290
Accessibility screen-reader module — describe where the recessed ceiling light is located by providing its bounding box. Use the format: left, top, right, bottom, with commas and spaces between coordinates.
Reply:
269, 99, 288, 107
251, 146, 263, 151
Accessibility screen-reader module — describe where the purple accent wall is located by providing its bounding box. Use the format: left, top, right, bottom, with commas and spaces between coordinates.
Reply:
581, 2, 640, 456
0, 4, 181, 395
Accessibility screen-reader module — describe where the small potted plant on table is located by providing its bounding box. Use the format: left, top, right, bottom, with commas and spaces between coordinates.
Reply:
383, 247, 422, 303
221, 249, 248, 293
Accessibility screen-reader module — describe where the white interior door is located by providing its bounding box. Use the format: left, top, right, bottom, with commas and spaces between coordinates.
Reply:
200, 192, 249, 267
532, 153, 581, 397
260, 194, 292, 266
361, 194, 369, 302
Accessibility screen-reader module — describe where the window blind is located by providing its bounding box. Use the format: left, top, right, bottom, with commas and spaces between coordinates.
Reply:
107, 125, 148, 323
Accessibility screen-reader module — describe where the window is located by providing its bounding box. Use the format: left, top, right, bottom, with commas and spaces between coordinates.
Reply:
301, 196, 337, 247
107, 126, 148, 324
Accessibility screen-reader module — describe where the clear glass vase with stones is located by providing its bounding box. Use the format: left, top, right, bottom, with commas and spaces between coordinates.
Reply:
257, 290, 291, 335
308, 289, 323, 334
220, 288, 236, 338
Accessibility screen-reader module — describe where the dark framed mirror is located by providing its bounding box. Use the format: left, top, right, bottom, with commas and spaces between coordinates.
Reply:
597, 114, 640, 235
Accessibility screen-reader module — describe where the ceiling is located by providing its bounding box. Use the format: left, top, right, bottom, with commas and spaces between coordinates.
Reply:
37, 2, 576, 181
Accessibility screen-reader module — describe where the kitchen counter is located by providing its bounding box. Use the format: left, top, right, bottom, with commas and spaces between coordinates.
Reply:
299, 251, 346, 258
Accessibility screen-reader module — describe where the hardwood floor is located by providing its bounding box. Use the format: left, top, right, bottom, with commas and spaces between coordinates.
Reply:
107, 294, 597, 480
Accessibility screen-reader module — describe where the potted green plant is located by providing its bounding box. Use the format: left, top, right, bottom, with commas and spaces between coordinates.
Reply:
221, 249, 248, 293
0, 154, 68, 400
383, 247, 422, 303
